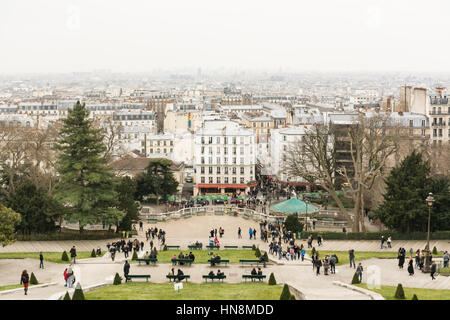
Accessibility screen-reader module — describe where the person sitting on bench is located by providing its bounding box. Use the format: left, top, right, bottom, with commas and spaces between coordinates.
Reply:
178, 252, 185, 265
188, 252, 195, 262
150, 250, 157, 259
177, 269, 184, 282
217, 270, 224, 277
168, 268, 175, 276
208, 270, 215, 277
171, 254, 177, 264
251, 268, 257, 276
257, 267, 263, 276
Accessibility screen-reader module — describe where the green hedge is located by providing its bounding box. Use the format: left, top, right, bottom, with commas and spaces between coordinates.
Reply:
300, 231, 450, 240
16, 230, 118, 241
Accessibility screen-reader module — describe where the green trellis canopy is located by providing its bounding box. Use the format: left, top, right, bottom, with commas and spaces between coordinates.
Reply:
270, 198, 319, 214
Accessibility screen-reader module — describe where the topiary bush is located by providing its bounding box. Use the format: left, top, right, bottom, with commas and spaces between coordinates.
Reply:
280, 284, 291, 300
91, 249, 96, 257
255, 248, 262, 258
394, 283, 405, 300
432, 246, 438, 255
113, 272, 122, 285
63, 291, 71, 300
289, 294, 296, 300
72, 283, 85, 300
412, 294, 418, 300
252, 244, 256, 251
261, 252, 269, 262
163, 245, 168, 251
30, 272, 38, 285
132, 250, 138, 261
311, 247, 316, 256
268, 273, 276, 285
351, 272, 360, 284
61, 251, 69, 262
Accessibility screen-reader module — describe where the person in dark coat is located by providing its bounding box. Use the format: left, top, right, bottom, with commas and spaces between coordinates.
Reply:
431, 262, 437, 280
407, 258, 414, 276
315, 258, 322, 276
398, 249, 405, 269
123, 260, 130, 281
39, 252, 44, 269
20, 270, 30, 295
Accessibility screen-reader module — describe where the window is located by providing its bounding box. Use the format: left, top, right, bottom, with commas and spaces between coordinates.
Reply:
240, 147, 244, 155
209, 177, 213, 183
422, 120, 425, 127
233, 147, 236, 155
224, 137, 228, 144
208, 157, 212, 164
201, 146, 204, 154
250, 167, 253, 174
233, 157, 236, 164
225, 167, 228, 174
232, 167, 236, 174
439, 128, 442, 137
163, 140, 167, 146
216, 137, 220, 144
217, 147, 221, 154
224, 157, 228, 164
232, 177, 237, 184
409, 120, 413, 127
201, 157, 205, 164
283, 135, 287, 141
201, 167, 205, 174
209, 137, 213, 144
232, 137, 236, 144
433, 129, 437, 137
240, 167, 244, 174
217, 167, 221, 174
170, 148, 173, 153
164, 148, 167, 153
224, 147, 228, 155
240, 137, 244, 144
201, 177, 205, 183
170, 141, 173, 146
217, 177, 221, 184
224, 177, 229, 183
157, 148, 160, 153
150, 148, 153, 153
209, 167, 213, 174
201, 137, 205, 144
240, 177, 245, 183
217, 157, 220, 164
240, 158, 244, 164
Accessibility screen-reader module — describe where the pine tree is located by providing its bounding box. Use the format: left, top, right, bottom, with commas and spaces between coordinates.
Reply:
53, 101, 124, 232
261, 252, 269, 262
132, 250, 138, 260
255, 248, 262, 258
351, 272, 360, 284
63, 291, 71, 300
432, 246, 438, 255
72, 283, 85, 300
61, 251, 69, 262
268, 273, 276, 285
30, 272, 38, 285
394, 283, 405, 299
91, 249, 96, 257
289, 294, 296, 300
412, 294, 418, 300
280, 284, 291, 300
113, 272, 122, 285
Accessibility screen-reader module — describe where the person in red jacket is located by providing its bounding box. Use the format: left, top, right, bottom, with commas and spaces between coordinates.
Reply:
63, 268, 68, 287
20, 270, 29, 295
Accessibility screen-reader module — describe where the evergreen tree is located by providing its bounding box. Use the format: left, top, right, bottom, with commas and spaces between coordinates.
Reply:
53, 101, 124, 232
280, 284, 291, 300
30, 272, 38, 285
284, 213, 304, 234
61, 251, 69, 261
91, 249, 97, 257
113, 272, 122, 285
72, 283, 85, 300
132, 250, 138, 260
0, 203, 21, 246
255, 248, 262, 258
351, 272, 360, 284
268, 273, 276, 285
63, 291, 71, 300
432, 246, 438, 255
289, 294, 296, 300
134, 158, 179, 204
394, 283, 405, 299
412, 294, 418, 300
116, 176, 140, 232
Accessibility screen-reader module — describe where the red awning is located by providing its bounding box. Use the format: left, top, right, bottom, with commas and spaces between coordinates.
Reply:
197, 184, 247, 189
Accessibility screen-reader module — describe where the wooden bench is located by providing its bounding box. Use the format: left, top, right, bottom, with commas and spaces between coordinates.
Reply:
242, 246, 254, 249
202, 275, 226, 282
214, 211, 224, 215
136, 258, 158, 265
240, 259, 266, 267
125, 275, 151, 282
188, 244, 203, 250
242, 274, 266, 282
171, 259, 194, 266
166, 245, 180, 250
146, 218, 158, 223
224, 245, 238, 249
206, 245, 220, 250
166, 275, 190, 282
207, 259, 230, 266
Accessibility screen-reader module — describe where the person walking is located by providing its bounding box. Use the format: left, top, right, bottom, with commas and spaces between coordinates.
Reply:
238, 227, 242, 239
330, 254, 337, 274
70, 246, 77, 264
387, 235, 392, 248
253, 228, 257, 240
431, 261, 437, 280
39, 252, 44, 269
315, 258, 322, 276
123, 260, 130, 281
356, 263, 363, 282
63, 268, 68, 287
67, 265, 75, 288
349, 249, 356, 268
380, 236, 385, 249
249, 228, 253, 240
20, 270, 30, 295
443, 251, 449, 268
397, 249, 405, 269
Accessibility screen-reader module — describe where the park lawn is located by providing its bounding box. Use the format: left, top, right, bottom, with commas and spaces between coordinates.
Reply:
85, 282, 282, 300
355, 283, 450, 300
306, 250, 400, 266
136, 250, 258, 264
0, 283, 37, 291
0, 251, 105, 264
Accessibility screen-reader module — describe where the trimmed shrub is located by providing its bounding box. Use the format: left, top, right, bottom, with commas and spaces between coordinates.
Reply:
311, 247, 316, 256
268, 273, 276, 285
289, 294, 296, 300
163, 245, 168, 251
255, 248, 262, 258
113, 272, 122, 285
63, 291, 71, 300
91, 249, 96, 258
280, 284, 291, 300
132, 250, 138, 261
30, 272, 38, 285
72, 283, 85, 300
261, 252, 269, 262
61, 251, 69, 262
351, 272, 360, 284
432, 246, 438, 255
394, 283, 405, 300
252, 244, 256, 251
412, 294, 418, 300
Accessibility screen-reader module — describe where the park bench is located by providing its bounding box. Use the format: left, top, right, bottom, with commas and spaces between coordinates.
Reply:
146, 218, 158, 223
224, 245, 238, 249
206, 245, 220, 250
166, 245, 180, 250
202, 275, 226, 282
188, 244, 203, 250
171, 258, 194, 266
240, 259, 266, 267
243, 213, 250, 219
125, 275, 151, 282
214, 210, 224, 215
166, 275, 190, 282
136, 258, 158, 265
242, 246, 254, 249
207, 259, 230, 266
242, 274, 266, 282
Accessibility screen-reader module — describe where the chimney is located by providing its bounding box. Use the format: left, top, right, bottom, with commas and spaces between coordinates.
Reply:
436, 87, 445, 96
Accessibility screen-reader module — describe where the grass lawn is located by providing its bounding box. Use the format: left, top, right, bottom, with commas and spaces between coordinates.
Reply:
0, 251, 105, 264
135, 250, 258, 264
0, 284, 35, 291
85, 282, 282, 300
355, 283, 450, 300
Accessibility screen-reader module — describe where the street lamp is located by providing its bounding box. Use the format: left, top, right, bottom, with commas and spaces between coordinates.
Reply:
423, 192, 435, 273
305, 199, 308, 231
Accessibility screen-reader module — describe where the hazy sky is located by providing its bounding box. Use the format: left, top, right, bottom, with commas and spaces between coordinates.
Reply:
1, 0, 449, 73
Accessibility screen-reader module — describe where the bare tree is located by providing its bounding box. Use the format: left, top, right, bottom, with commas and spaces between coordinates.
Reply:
92, 115, 126, 163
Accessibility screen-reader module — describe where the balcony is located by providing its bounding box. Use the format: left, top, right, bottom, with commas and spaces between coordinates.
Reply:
431, 122, 446, 126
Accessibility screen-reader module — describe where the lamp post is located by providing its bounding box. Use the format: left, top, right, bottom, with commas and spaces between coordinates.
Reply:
423, 192, 434, 273
305, 200, 308, 231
